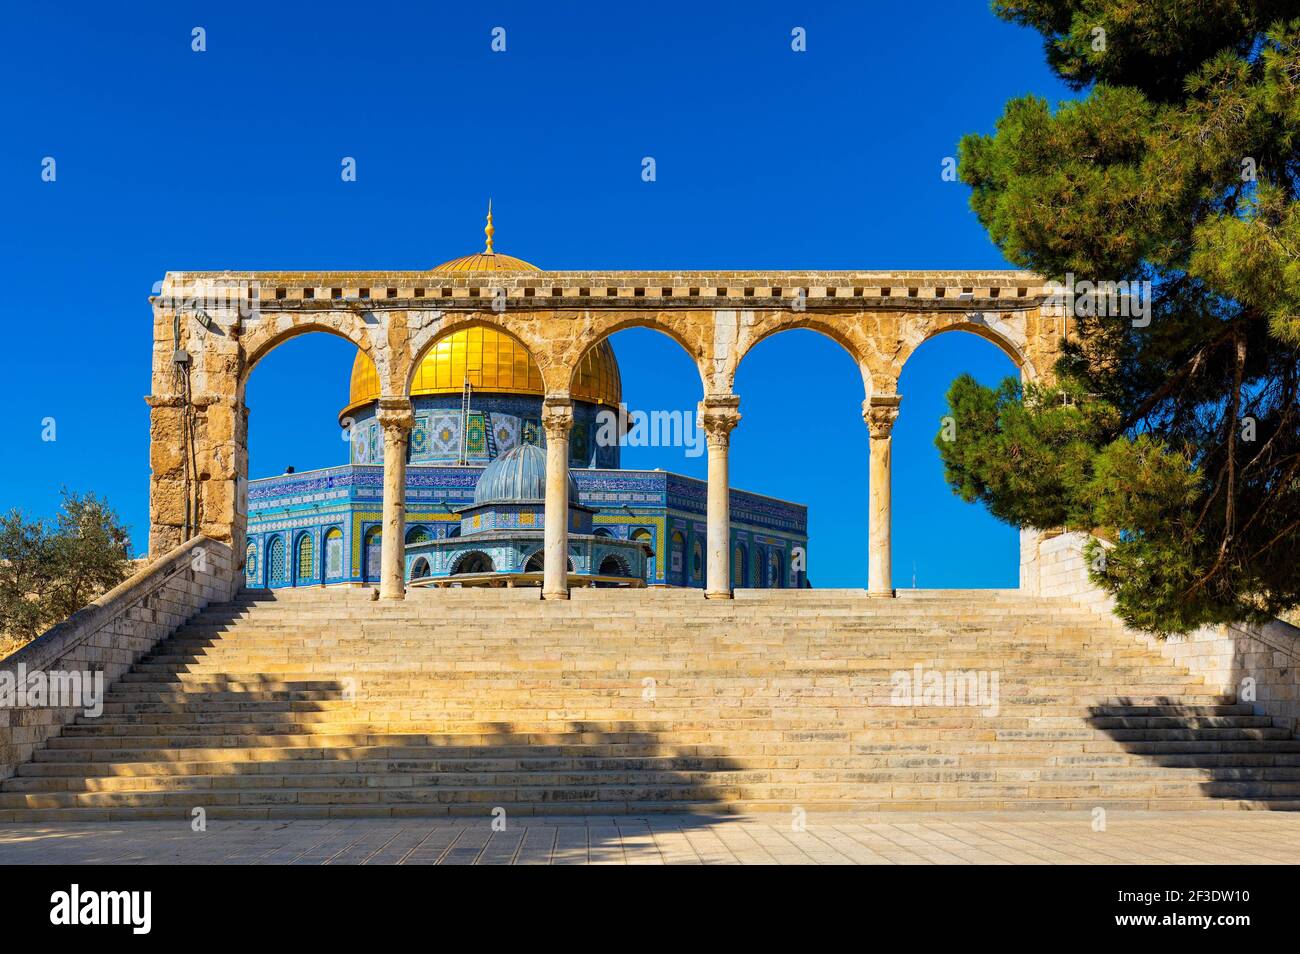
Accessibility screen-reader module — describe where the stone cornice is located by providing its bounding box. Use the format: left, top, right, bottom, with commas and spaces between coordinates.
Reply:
154, 270, 1049, 313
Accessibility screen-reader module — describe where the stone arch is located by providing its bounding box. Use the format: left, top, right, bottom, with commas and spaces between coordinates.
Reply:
410, 557, 431, 579
404, 316, 546, 397
240, 313, 382, 395
732, 317, 876, 400
564, 315, 710, 398
896, 314, 1039, 383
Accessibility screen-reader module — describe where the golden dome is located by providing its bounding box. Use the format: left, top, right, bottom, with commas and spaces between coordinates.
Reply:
434, 251, 541, 272
432, 200, 542, 272
341, 328, 621, 421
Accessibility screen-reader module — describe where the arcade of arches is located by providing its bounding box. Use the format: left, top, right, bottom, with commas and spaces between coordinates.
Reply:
149, 262, 1066, 600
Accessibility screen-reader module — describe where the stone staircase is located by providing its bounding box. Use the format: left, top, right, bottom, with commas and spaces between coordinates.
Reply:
3, 587, 1298, 820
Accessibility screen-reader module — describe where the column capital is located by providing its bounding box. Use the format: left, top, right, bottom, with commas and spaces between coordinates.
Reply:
699, 394, 742, 446
376, 397, 415, 435
863, 394, 902, 439
541, 397, 574, 438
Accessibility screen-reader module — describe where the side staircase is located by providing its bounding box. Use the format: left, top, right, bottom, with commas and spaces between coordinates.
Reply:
2, 587, 1298, 820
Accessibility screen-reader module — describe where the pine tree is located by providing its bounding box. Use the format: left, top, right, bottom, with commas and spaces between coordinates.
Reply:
943, 1, 1300, 634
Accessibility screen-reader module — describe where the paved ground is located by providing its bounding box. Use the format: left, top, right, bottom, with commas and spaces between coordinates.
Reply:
0, 811, 1297, 864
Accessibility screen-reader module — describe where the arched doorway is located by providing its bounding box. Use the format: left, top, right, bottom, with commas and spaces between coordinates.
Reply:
598, 554, 630, 577
452, 551, 493, 575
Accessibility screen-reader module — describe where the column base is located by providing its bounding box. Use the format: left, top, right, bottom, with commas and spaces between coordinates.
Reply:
704, 590, 733, 600
378, 587, 406, 601
542, 590, 570, 601
868, 588, 896, 598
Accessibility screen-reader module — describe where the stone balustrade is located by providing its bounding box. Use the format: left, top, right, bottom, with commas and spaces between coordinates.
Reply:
0, 537, 237, 781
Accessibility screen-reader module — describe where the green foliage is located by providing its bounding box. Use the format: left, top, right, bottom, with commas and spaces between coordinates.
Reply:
0, 491, 132, 653
945, 3, 1300, 634
939, 376, 1118, 529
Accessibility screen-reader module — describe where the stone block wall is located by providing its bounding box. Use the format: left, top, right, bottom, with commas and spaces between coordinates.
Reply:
1025, 529, 1300, 734
0, 537, 237, 781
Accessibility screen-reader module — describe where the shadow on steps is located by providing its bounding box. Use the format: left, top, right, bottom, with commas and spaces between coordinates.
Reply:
1085, 696, 1300, 809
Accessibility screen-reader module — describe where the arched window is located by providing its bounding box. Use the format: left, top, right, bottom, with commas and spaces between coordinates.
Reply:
406, 525, 432, 545
363, 527, 382, 583
524, 550, 544, 573
410, 557, 431, 579
733, 544, 747, 587
593, 527, 614, 538
446, 525, 461, 539
296, 534, 314, 584
691, 539, 703, 582
267, 536, 287, 586
324, 528, 344, 580
244, 542, 258, 587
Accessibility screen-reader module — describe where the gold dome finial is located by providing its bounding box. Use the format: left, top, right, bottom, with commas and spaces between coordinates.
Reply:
484, 199, 495, 254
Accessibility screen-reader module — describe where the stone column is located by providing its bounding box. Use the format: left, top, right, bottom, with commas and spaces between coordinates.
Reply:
700, 395, 741, 599
541, 398, 574, 600
864, 395, 901, 597
377, 398, 415, 600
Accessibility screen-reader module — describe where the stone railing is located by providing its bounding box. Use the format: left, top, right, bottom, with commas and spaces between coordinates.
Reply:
0, 537, 237, 782
1025, 529, 1300, 734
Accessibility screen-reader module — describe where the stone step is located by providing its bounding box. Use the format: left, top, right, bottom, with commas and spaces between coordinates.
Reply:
8, 776, 1300, 812
5, 587, 1294, 820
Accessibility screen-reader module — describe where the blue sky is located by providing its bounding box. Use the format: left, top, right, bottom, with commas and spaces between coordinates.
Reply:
1, 1, 1071, 586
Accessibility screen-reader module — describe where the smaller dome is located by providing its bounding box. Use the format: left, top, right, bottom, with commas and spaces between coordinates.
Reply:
472, 443, 580, 507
